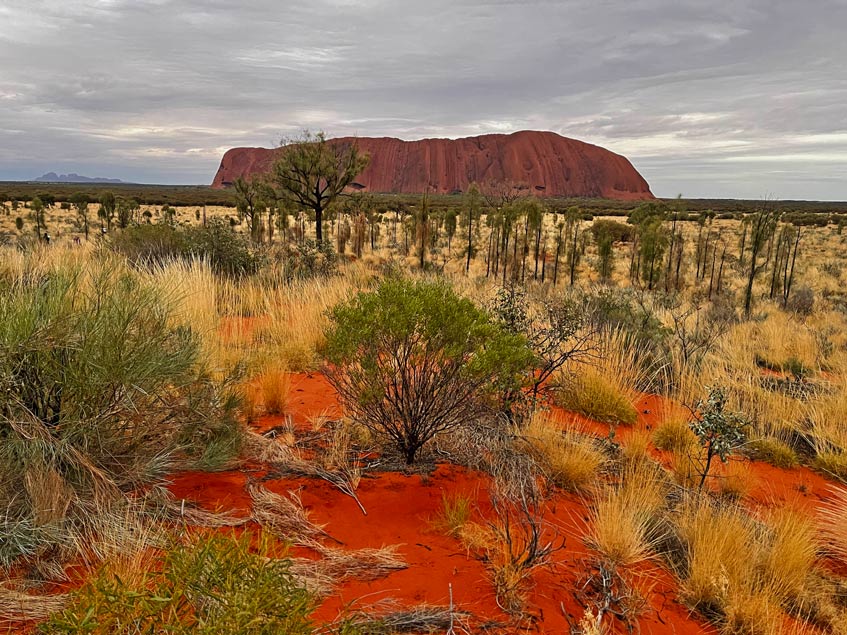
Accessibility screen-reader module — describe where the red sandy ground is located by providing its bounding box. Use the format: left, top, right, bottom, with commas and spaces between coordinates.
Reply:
7, 372, 844, 634
172, 373, 717, 634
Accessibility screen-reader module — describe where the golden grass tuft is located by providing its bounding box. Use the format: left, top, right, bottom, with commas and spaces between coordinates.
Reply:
762, 508, 817, 605
818, 485, 847, 565
673, 496, 820, 634
747, 436, 799, 469
555, 367, 638, 425
653, 416, 698, 454
587, 463, 668, 566
522, 413, 606, 493
431, 492, 473, 538
257, 362, 291, 415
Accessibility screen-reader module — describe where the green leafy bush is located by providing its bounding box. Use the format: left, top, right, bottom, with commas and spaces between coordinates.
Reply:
108, 222, 187, 265
0, 263, 241, 569
41, 531, 315, 635
276, 238, 338, 281
589, 219, 634, 243
321, 278, 533, 464
110, 219, 264, 276
184, 219, 265, 277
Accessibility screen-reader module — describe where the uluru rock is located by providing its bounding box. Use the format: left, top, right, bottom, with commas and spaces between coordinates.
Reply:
211, 130, 654, 200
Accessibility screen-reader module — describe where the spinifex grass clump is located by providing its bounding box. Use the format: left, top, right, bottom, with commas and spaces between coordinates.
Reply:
41, 531, 315, 635
0, 261, 241, 572
321, 277, 533, 464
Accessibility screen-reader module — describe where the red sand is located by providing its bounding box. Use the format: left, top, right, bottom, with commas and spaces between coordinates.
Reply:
8, 372, 845, 634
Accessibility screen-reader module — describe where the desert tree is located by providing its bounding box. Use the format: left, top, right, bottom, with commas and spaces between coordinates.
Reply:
688, 386, 747, 490
562, 206, 582, 286
414, 192, 431, 269
70, 192, 90, 239
444, 208, 457, 253
233, 177, 264, 243
321, 278, 532, 464
116, 197, 140, 228
30, 196, 46, 240
742, 203, 782, 316
629, 202, 669, 290
99, 191, 116, 232
461, 183, 483, 273
270, 131, 369, 245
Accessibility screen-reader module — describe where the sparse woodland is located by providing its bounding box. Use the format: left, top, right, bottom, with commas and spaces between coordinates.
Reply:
3, 176, 847, 635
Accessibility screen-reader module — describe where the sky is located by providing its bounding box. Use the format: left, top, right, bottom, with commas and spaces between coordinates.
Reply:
1, 0, 846, 199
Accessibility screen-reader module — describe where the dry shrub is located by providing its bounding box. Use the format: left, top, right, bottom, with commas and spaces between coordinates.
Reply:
522, 413, 606, 493
587, 463, 668, 566
339, 602, 467, 634
241, 430, 298, 465
461, 500, 558, 614
248, 484, 327, 544
670, 446, 704, 490
819, 485, 847, 564
295, 544, 407, 584
763, 508, 817, 605
0, 587, 69, 623
555, 367, 638, 425
257, 363, 290, 415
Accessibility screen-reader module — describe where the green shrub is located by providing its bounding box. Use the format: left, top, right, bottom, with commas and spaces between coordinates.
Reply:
41, 531, 315, 635
184, 219, 265, 277
321, 277, 533, 464
109, 222, 187, 265
0, 263, 240, 569
276, 238, 338, 281
589, 219, 633, 243
110, 220, 264, 277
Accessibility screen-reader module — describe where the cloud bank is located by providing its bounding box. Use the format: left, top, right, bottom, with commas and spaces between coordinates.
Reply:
1, 0, 845, 198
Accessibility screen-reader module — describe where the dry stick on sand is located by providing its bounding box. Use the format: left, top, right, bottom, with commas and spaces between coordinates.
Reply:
0, 588, 69, 623
248, 483, 344, 545
244, 430, 368, 515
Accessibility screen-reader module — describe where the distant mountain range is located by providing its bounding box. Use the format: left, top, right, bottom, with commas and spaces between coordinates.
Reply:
34, 172, 125, 184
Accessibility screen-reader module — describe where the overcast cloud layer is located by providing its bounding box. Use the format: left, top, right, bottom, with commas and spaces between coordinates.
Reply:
1, 0, 846, 199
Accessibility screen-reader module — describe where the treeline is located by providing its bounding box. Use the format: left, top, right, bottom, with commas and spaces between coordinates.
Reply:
2, 181, 847, 217
0, 183, 237, 207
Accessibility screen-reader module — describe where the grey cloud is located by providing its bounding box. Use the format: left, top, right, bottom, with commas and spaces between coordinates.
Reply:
1, 0, 845, 198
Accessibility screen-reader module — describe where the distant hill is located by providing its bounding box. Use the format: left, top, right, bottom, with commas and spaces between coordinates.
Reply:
34, 172, 125, 184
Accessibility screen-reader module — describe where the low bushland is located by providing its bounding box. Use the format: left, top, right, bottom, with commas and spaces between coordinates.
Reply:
41, 530, 316, 635
520, 413, 606, 492
0, 258, 241, 575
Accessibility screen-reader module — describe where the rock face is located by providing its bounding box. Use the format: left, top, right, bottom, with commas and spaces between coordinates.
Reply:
211, 130, 654, 200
